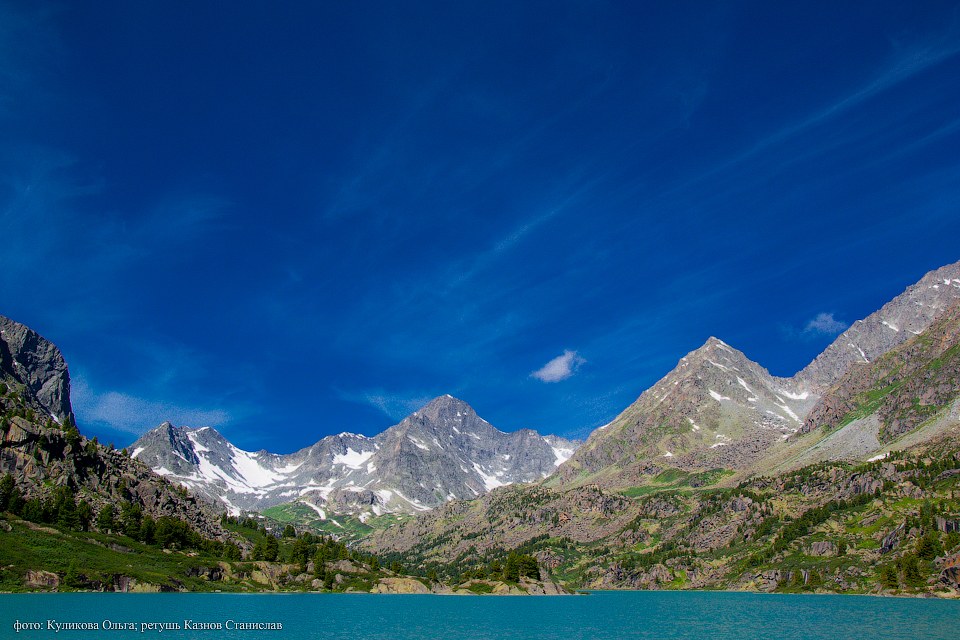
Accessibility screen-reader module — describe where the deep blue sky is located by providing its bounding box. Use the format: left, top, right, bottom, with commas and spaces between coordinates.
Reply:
2, 1, 959, 452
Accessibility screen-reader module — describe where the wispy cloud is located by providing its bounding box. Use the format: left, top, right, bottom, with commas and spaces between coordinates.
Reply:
531, 350, 586, 383
334, 388, 435, 422
803, 312, 848, 337
71, 375, 231, 435
679, 32, 960, 188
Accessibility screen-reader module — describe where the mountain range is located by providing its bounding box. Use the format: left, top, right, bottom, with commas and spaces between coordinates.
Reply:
130, 260, 960, 519
3, 258, 960, 595
130, 396, 578, 516
362, 261, 960, 593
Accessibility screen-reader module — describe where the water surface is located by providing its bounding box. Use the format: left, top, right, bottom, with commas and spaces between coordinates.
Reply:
2, 591, 958, 639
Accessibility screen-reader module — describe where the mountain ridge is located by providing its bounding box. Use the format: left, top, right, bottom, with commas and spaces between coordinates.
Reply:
132, 395, 579, 516
555, 260, 960, 488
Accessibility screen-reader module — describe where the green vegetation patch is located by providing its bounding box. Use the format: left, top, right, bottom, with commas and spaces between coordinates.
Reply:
620, 468, 732, 498
839, 382, 903, 427
0, 516, 236, 592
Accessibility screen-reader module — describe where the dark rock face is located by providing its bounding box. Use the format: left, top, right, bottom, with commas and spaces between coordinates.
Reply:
0, 315, 73, 424
881, 525, 904, 554
940, 563, 960, 589
132, 395, 580, 515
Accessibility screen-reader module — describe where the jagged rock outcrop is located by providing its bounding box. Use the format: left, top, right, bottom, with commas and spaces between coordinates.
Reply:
132, 395, 579, 515
808, 541, 838, 556
0, 315, 73, 424
1, 398, 230, 541
370, 577, 432, 594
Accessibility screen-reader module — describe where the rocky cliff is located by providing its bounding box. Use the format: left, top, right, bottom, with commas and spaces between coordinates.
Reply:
801, 299, 960, 443
0, 315, 73, 425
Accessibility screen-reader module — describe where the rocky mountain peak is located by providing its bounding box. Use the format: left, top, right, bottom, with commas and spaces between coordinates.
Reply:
0, 315, 74, 425
680, 337, 758, 374
0, 316, 232, 547
558, 335, 814, 484
411, 395, 476, 424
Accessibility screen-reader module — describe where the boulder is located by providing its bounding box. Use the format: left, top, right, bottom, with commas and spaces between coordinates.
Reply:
25, 570, 60, 589
808, 541, 838, 557
371, 577, 431, 594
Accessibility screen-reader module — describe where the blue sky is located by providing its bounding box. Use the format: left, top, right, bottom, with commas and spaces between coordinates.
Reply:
2, 1, 959, 452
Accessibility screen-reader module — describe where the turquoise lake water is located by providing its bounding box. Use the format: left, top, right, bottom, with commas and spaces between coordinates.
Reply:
1, 591, 959, 639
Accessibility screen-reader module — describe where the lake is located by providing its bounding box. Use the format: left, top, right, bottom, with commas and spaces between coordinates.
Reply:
1, 591, 958, 639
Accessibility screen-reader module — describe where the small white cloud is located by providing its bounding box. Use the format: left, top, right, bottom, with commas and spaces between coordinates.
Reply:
531, 350, 585, 383
803, 312, 848, 337
71, 375, 230, 435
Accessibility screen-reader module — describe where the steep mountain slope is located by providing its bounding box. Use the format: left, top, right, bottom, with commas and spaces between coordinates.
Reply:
132, 395, 579, 515
758, 299, 960, 474
556, 260, 960, 488
363, 262, 960, 596
797, 260, 960, 390
365, 438, 960, 596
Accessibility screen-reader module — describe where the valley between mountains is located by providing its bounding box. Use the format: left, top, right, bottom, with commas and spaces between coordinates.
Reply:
2, 260, 960, 595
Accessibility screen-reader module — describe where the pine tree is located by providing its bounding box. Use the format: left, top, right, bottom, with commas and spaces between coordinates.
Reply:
140, 515, 156, 544
22, 498, 44, 523
62, 416, 81, 450
263, 535, 280, 562
222, 543, 242, 561
119, 501, 142, 537
915, 531, 942, 561
63, 560, 84, 589
97, 504, 116, 533
77, 500, 93, 531
899, 554, 923, 588
56, 496, 80, 530
0, 474, 14, 511
290, 538, 311, 568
